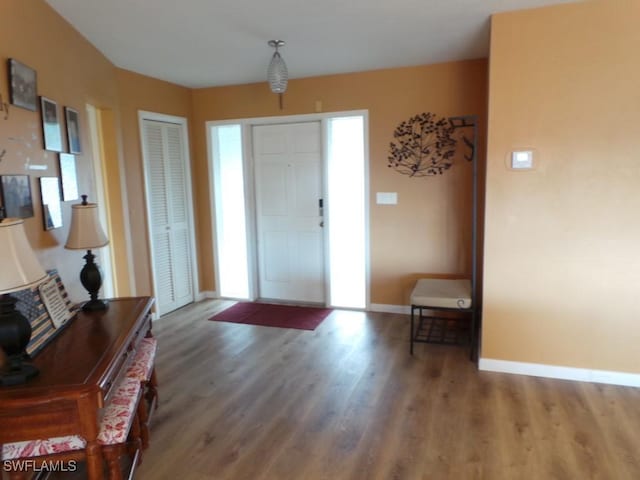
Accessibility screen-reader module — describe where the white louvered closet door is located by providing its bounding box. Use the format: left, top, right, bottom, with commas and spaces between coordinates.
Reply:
142, 119, 194, 316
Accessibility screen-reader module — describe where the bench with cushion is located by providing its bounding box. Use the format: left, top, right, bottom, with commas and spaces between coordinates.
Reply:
409, 278, 476, 358
125, 336, 158, 449
2, 375, 145, 480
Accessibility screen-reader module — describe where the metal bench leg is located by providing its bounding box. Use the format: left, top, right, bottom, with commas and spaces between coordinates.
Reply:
469, 309, 477, 362
410, 305, 415, 355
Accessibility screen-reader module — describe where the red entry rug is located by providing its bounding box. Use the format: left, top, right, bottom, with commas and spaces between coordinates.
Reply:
209, 302, 332, 331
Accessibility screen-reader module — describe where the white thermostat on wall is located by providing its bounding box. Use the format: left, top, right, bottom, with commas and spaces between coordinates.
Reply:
511, 150, 534, 169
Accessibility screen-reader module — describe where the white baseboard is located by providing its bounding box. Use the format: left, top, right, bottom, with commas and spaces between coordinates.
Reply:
369, 303, 411, 315
479, 358, 640, 388
196, 291, 218, 301
150, 292, 218, 321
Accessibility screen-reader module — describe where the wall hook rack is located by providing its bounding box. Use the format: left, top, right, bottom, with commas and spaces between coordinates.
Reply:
0, 93, 9, 120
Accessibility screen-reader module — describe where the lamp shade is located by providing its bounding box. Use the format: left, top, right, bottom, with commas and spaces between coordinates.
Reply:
267, 40, 288, 94
65, 201, 109, 250
268, 52, 288, 93
0, 218, 47, 294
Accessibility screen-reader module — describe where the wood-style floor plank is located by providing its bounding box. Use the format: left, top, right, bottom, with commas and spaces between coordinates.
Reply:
136, 300, 640, 480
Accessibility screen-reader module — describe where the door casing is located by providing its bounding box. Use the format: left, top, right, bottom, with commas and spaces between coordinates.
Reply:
139, 110, 199, 317
207, 110, 371, 309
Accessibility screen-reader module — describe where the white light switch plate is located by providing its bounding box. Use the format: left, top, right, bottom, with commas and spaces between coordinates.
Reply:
376, 192, 398, 205
511, 150, 533, 169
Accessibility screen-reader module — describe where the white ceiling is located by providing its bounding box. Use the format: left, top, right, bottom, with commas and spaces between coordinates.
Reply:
45, 0, 575, 89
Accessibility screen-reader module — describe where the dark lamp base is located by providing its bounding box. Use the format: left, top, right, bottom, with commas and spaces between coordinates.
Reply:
82, 299, 109, 312
0, 293, 39, 385
0, 362, 39, 386
80, 249, 108, 312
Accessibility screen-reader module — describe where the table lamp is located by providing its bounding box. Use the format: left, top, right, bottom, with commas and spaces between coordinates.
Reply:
65, 195, 109, 311
0, 218, 48, 386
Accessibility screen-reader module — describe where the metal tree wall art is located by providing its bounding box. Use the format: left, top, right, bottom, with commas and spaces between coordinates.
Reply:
388, 112, 457, 177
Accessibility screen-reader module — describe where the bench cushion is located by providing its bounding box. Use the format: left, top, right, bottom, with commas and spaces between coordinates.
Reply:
410, 278, 472, 309
97, 376, 141, 445
126, 337, 157, 382
1, 435, 85, 460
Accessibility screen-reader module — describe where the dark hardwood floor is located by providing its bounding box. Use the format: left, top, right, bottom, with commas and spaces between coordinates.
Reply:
135, 299, 640, 480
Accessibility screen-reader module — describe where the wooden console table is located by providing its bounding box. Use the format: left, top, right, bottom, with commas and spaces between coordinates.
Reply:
0, 297, 155, 480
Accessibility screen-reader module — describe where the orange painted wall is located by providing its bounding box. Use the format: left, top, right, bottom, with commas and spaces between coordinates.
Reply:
2, 1, 487, 314
1, 1, 193, 303
484, 0, 640, 372
191, 60, 488, 304
0, 0, 122, 302
115, 68, 193, 297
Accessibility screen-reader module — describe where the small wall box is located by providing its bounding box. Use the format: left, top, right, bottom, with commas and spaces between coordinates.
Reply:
511, 150, 533, 169
376, 192, 397, 205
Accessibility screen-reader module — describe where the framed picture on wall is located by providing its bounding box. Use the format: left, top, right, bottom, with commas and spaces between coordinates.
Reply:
39, 177, 63, 230
64, 107, 82, 154
40, 96, 63, 152
8, 59, 37, 111
0, 174, 34, 218
58, 153, 79, 201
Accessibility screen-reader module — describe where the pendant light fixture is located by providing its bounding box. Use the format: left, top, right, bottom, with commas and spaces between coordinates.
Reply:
267, 40, 288, 109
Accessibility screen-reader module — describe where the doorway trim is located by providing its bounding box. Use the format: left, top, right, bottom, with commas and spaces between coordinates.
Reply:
86, 104, 116, 298
206, 110, 370, 309
138, 110, 200, 314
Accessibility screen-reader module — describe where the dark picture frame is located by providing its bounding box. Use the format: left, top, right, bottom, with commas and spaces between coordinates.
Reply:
0, 174, 34, 219
40, 96, 63, 152
64, 107, 82, 154
8, 59, 37, 111
58, 153, 79, 201
39, 177, 63, 230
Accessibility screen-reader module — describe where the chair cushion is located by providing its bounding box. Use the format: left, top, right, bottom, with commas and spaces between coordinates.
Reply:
410, 278, 472, 309
125, 337, 157, 382
2, 377, 141, 460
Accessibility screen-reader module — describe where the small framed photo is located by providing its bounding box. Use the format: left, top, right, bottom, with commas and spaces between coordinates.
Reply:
40, 96, 63, 152
8, 59, 37, 111
39, 177, 63, 230
64, 107, 82, 154
58, 153, 79, 201
0, 174, 34, 218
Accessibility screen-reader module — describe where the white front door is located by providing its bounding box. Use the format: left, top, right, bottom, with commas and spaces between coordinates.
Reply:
252, 122, 325, 303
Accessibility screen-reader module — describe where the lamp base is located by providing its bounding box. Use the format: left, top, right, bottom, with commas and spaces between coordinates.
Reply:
82, 298, 109, 312
0, 362, 39, 386
80, 249, 108, 312
0, 293, 39, 385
